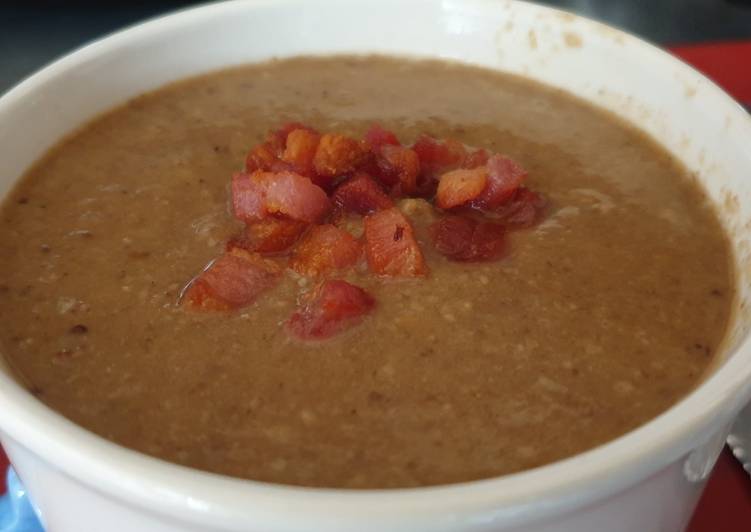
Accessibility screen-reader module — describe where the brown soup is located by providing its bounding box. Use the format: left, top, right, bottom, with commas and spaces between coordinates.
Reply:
0, 56, 733, 488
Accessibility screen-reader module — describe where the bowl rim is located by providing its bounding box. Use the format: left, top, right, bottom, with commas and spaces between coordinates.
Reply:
1, 0, 751, 526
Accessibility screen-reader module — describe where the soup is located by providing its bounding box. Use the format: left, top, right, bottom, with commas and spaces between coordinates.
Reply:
0, 56, 733, 488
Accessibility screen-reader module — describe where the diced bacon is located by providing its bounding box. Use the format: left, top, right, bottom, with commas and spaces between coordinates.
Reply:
313, 133, 367, 180
363, 207, 428, 277
182, 249, 281, 311
463, 148, 490, 169
232, 170, 330, 223
431, 215, 506, 262
245, 143, 279, 173
332, 173, 394, 215
290, 225, 361, 277
287, 280, 375, 340
435, 167, 488, 209
492, 187, 547, 228
268, 122, 318, 153
232, 171, 266, 220
376, 145, 420, 195
364, 123, 400, 151
282, 129, 321, 177
472, 154, 527, 209
262, 172, 331, 222
412, 135, 467, 174
246, 123, 319, 173
226, 217, 308, 254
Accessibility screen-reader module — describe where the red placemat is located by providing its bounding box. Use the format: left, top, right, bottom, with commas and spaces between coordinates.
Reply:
0, 40, 749, 530
688, 448, 751, 531
670, 41, 751, 105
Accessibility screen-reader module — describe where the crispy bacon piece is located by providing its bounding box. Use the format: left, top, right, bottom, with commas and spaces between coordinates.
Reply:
182, 249, 282, 311
313, 133, 368, 181
363, 207, 428, 277
286, 280, 375, 340
431, 215, 506, 262
290, 225, 361, 277
410, 135, 469, 198
270, 122, 317, 149
435, 167, 488, 209
332, 173, 394, 215
231, 170, 330, 223
245, 123, 318, 173
226, 217, 308, 254
245, 142, 282, 173
376, 145, 420, 195
472, 154, 527, 210
412, 135, 467, 174
281, 129, 321, 178
364, 123, 400, 151
463, 148, 490, 169
232, 171, 265, 221
492, 187, 546, 228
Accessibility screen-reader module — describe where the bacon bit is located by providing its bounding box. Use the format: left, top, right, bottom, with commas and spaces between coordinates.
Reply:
472, 154, 527, 210
183, 249, 281, 311
431, 215, 506, 262
313, 133, 368, 181
282, 129, 321, 178
435, 167, 489, 209
245, 123, 318, 173
332, 173, 394, 215
376, 145, 420, 195
232, 171, 265, 220
232, 170, 330, 223
492, 187, 547, 228
363, 208, 428, 277
290, 225, 361, 277
245, 143, 279, 173
226, 217, 308, 254
463, 148, 490, 169
364, 123, 400, 151
412, 135, 467, 174
271, 122, 318, 149
286, 280, 375, 340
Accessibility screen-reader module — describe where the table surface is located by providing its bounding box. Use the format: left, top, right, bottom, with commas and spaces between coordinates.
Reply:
1, 1, 751, 530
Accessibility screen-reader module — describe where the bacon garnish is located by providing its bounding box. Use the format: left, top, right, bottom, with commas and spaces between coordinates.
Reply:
226, 217, 308, 254
332, 173, 394, 215
290, 225, 361, 277
182, 249, 281, 311
232, 170, 330, 223
363, 207, 428, 277
188, 123, 546, 342
431, 215, 506, 262
435, 167, 489, 209
286, 280, 375, 340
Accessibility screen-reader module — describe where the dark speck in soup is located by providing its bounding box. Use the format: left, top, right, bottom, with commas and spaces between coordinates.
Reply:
0, 55, 734, 488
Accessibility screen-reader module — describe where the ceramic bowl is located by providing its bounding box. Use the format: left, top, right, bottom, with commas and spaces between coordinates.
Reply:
1, 1, 751, 530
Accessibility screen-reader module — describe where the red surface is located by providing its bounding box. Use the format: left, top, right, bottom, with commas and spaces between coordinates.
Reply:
670, 41, 751, 104
688, 449, 751, 531
0, 41, 749, 530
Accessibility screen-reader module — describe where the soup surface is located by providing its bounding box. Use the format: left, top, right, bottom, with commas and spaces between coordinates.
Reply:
0, 56, 733, 488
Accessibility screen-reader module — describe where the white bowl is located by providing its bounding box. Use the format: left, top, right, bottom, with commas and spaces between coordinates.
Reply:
1, 1, 751, 531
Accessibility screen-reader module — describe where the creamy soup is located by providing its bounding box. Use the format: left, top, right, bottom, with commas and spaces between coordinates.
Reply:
0, 56, 733, 488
